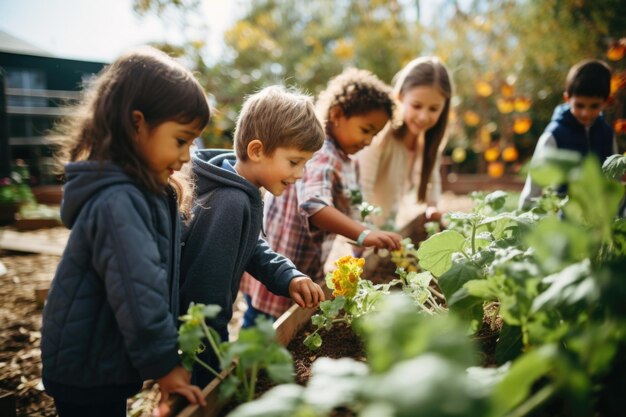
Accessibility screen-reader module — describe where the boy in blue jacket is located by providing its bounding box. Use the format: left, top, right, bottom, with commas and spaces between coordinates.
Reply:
180, 85, 326, 387
519, 59, 617, 209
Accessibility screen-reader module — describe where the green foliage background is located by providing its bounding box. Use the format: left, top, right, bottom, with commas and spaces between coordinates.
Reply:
134, 0, 626, 167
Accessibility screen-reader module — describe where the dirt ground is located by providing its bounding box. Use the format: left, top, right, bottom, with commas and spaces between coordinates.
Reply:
0, 192, 473, 417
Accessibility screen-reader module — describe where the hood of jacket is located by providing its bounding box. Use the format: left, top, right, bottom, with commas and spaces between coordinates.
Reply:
61, 161, 136, 228
192, 149, 261, 202
550, 102, 607, 130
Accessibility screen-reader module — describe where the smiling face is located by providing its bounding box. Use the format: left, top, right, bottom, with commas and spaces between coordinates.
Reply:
329, 108, 390, 155
134, 111, 203, 185
256, 146, 315, 196
564, 93, 607, 128
400, 85, 446, 136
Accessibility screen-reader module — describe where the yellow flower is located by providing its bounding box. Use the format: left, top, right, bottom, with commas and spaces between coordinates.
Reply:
330, 256, 364, 299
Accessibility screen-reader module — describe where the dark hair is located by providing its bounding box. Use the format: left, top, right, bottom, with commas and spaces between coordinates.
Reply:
565, 59, 612, 100
53, 46, 210, 215
234, 85, 324, 161
392, 57, 452, 202
315, 68, 394, 135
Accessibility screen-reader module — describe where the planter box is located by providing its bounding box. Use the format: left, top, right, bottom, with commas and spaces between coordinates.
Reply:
170, 215, 427, 417
442, 173, 524, 195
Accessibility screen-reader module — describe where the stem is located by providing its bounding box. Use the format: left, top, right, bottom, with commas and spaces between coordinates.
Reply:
239, 364, 250, 396
415, 301, 435, 315
503, 383, 557, 417
247, 363, 259, 402
193, 357, 223, 380
429, 286, 445, 300
471, 221, 477, 255
201, 321, 223, 361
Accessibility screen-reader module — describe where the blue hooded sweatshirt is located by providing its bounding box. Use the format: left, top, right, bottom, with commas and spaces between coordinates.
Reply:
180, 149, 303, 384
41, 161, 182, 404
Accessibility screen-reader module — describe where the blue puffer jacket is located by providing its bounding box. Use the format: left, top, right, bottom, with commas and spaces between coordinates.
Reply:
546, 103, 614, 161
41, 161, 182, 403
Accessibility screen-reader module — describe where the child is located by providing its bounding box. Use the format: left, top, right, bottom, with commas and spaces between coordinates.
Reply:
519, 59, 617, 209
179, 85, 326, 387
240, 68, 403, 324
357, 56, 453, 228
40, 47, 209, 417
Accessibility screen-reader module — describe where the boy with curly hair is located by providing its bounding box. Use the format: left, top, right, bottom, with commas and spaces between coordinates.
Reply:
240, 68, 403, 325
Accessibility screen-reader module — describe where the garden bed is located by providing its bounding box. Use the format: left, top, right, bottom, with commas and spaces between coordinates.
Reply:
171, 215, 429, 417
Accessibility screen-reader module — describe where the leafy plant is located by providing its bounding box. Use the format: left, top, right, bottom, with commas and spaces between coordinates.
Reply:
0, 162, 36, 206
228, 294, 492, 417
178, 303, 294, 402
303, 256, 393, 350
389, 237, 420, 271
304, 255, 445, 351
415, 152, 626, 415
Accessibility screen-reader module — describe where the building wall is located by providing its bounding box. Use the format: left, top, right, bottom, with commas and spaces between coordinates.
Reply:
0, 52, 106, 183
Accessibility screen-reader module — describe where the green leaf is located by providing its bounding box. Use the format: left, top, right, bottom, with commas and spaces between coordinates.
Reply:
438, 261, 481, 299
417, 230, 466, 276
564, 156, 624, 244
491, 345, 558, 415
495, 324, 523, 365
266, 361, 295, 384
528, 148, 582, 187
525, 217, 593, 273
319, 296, 345, 317
531, 260, 597, 313
484, 190, 508, 211
602, 154, 626, 179
303, 333, 322, 350
225, 384, 307, 417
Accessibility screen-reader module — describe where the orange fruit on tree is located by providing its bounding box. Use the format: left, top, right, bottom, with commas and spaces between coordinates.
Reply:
513, 116, 532, 134
475, 80, 493, 97
501, 83, 515, 98
463, 110, 481, 126
497, 98, 514, 114
487, 162, 505, 178
607, 44, 625, 61
514, 96, 532, 112
502, 145, 519, 162
484, 146, 500, 162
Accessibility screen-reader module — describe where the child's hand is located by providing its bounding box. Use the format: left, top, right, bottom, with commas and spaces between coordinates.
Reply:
425, 205, 442, 222
153, 365, 206, 417
363, 230, 402, 251
289, 276, 325, 309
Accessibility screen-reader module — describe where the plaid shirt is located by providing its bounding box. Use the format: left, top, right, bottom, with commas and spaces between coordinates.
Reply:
240, 138, 359, 317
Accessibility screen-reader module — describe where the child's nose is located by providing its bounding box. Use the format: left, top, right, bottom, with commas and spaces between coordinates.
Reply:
180, 147, 191, 163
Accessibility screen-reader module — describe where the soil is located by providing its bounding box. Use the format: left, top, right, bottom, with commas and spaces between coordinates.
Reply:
0, 252, 57, 417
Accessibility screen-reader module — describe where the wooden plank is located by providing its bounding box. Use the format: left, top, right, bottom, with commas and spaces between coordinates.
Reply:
0, 230, 65, 256
170, 368, 232, 417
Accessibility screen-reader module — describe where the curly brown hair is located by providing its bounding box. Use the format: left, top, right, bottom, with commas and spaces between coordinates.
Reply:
315, 68, 394, 135
52, 46, 210, 218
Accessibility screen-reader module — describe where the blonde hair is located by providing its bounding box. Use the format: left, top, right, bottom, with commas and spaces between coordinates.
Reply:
234, 85, 324, 160
392, 56, 452, 202
315, 67, 394, 135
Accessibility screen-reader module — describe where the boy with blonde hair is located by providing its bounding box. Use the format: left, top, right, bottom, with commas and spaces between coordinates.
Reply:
180, 85, 326, 387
